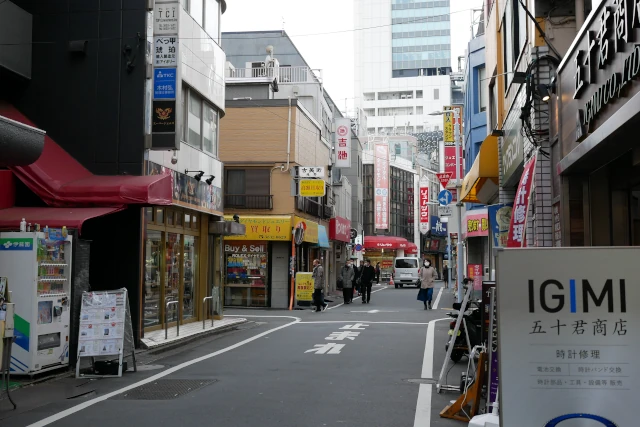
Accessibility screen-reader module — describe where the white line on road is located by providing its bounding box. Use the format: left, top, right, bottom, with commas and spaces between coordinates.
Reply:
326, 286, 387, 310
28, 317, 301, 427
299, 320, 431, 325
432, 287, 444, 309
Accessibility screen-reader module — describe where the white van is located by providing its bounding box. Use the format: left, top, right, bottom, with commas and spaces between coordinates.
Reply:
393, 257, 420, 288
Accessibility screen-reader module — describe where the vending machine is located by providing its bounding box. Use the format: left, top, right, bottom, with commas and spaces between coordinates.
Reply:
0, 231, 72, 374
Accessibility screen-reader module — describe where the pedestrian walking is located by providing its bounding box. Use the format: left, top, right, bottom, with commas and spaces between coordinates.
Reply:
417, 259, 438, 309
339, 261, 355, 304
442, 266, 449, 289
360, 259, 376, 304
353, 263, 362, 296
312, 259, 327, 312
375, 262, 381, 284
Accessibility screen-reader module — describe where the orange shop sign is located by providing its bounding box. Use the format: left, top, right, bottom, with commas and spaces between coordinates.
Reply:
224, 215, 292, 241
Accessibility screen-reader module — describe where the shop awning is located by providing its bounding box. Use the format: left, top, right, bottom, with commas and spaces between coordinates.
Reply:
364, 236, 410, 249
0, 206, 124, 233
316, 225, 330, 248
0, 103, 172, 207
460, 135, 499, 204
405, 242, 418, 255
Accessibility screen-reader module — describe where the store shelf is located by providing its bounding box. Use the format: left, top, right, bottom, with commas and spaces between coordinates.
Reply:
38, 277, 67, 282
38, 292, 67, 298
39, 262, 68, 267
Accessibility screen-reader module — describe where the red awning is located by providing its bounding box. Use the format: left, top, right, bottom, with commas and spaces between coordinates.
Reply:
363, 236, 410, 249
0, 103, 171, 207
0, 207, 124, 234
405, 243, 418, 255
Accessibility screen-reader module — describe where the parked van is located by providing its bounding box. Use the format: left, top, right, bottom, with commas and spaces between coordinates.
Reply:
393, 257, 420, 288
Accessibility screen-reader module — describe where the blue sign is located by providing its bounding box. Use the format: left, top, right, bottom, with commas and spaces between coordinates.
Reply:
438, 190, 453, 206
487, 203, 513, 248
430, 216, 448, 237
355, 244, 363, 251
153, 67, 177, 99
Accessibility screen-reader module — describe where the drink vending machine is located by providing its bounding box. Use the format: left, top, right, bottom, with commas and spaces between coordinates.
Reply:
0, 230, 72, 374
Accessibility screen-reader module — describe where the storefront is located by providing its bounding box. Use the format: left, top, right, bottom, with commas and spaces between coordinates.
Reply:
554, 0, 640, 248
329, 216, 351, 288
363, 236, 410, 281
462, 209, 489, 282
423, 216, 447, 275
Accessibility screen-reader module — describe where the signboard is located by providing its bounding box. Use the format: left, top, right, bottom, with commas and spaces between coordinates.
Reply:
0, 238, 33, 251
329, 217, 351, 243
154, 36, 178, 67
153, 67, 177, 99
223, 241, 267, 254
419, 186, 429, 234
487, 203, 513, 248
299, 179, 326, 197
438, 205, 452, 217
153, 2, 179, 35
553, 201, 562, 247
298, 166, 325, 178
430, 216, 447, 237
466, 212, 489, 238
502, 116, 524, 185
467, 264, 483, 290
436, 172, 452, 188
374, 143, 389, 229
507, 153, 537, 247
223, 215, 292, 241
335, 118, 352, 168
151, 100, 176, 133
438, 190, 452, 206
497, 247, 639, 427
295, 272, 314, 302
443, 106, 463, 146
444, 146, 464, 181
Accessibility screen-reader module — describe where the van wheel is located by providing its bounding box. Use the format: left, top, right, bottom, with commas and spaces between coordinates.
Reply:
399, 284, 404, 288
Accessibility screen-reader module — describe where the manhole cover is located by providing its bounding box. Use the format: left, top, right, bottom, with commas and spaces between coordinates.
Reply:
131, 364, 165, 372
111, 379, 217, 400
405, 378, 437, 384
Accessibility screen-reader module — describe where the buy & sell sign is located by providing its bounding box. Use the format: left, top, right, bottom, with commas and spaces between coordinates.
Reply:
299, 179, 326, 197
295, 272, 314, 302
224, 216, 292, 241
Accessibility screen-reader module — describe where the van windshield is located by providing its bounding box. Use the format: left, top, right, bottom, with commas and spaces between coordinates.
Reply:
395, 259, 418, 268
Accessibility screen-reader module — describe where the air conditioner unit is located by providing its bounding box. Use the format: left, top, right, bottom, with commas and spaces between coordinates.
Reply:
401, 95, 407, 99
407, 95, 413, 99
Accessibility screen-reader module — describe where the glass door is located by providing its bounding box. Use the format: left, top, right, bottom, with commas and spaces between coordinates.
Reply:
165, 233, 181, 324
183, 235, 198, 319
144, 230, 162, 328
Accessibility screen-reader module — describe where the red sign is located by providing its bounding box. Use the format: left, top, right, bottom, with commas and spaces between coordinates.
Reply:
467, 264, 483, 290
444, 146, 464, 181
329, 216, 351, 243
419, 186, 429, 233
224, 241, 267, 253
507, 153, 538, 247
429, 239, 440, 251
436, 172, 452, 188
450, 189, 458, 202
374, 143, 389, 229
465, 212, 489, 238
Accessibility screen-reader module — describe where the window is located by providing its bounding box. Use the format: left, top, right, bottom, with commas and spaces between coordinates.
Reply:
434, 88, 439, 100
416, 106, 423, 115
478, 67, 487, 112
204, 0, 220, 41
489, 82, 498, 129
184, 86, 220, 156
224, 169, 272, 209
503, 0, 527, 88
416, 90, 423, 99
190, 0, 203, 26
395, 144, 402, 155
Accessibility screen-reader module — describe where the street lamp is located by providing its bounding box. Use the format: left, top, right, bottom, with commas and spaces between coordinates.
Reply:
429, 109, 464, 303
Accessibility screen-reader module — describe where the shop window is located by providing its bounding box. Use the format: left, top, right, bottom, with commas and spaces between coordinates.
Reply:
183, 236, 198, 319
224, 169, 272, 209
224, 242, 268, 307
155, 208, 164, 225
176, 212, 183, 227
145, 207, 154, 223
166, 210, 175, 226
165, 233, 181, 321
192, 214, 198, 230
184, 213, 191, 228
144, 231, 162, 327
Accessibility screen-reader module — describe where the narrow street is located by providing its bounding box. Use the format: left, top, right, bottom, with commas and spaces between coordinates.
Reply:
1, 283, 469, 427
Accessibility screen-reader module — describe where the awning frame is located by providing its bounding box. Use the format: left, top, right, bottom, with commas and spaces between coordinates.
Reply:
460, 135, 500, 204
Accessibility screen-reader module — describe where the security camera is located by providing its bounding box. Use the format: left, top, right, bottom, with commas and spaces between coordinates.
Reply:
170, 150, 178, 165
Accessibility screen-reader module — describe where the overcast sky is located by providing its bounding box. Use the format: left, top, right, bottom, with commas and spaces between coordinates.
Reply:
222, 0, 484, 114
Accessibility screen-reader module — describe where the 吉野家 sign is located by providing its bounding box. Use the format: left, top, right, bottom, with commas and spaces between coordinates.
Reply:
153, 67, 177, 99
334, 118, 352, 168
497, 247, 640, 427
299, 179, 326, 197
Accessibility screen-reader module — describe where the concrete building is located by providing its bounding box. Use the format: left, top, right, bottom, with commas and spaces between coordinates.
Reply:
354, 0, 453, 135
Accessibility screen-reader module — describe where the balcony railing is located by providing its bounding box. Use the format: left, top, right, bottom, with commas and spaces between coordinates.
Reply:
323, 205, 333, 220
296, 197, 333, 219
225, 194, 273, 210
225, 66, 322, 85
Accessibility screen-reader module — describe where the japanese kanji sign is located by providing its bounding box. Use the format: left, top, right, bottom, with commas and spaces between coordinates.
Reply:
497, 247, 640, 427
444, 146, 463, 181
295, 272, 314, 302
419, 186, 429, 234
443, 105, 463, 146
436, 172, 452, 188
298, 166, 325, 178
374, 143, 389, 230
334, 118, 352, 168
299, 180, 326, 197
153, 68, 177, 99
506, 153, 537, 247
154, 36, 179, 67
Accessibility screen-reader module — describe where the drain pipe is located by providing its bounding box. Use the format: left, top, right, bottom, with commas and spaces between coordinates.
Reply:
284, 96, 292, 172
575, 0, 584, 29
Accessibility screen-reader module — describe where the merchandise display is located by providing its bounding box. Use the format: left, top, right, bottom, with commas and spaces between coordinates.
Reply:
224, 244, 268, 307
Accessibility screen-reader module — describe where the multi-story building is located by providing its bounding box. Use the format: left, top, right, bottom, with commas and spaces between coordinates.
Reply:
0, 0, 232, 351
219, 31, 361, 306
354, 0, 453, 135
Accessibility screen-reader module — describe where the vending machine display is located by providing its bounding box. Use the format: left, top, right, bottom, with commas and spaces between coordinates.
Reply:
0, 231, 72, 374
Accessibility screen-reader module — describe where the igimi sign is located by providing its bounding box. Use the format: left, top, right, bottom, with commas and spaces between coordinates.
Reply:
497, 247, 639, 427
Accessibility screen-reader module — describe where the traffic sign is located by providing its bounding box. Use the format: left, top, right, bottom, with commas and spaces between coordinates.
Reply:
355, 244, 363, 251
438, 205, 452, 217
436, 172, 452, 189
438, 190, 453, 206
350, 228, 358, 239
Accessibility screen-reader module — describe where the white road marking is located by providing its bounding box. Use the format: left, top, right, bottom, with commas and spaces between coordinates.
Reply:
350, 309, 398, 313
299, 320, 430, 325
304, 343, 345, 354
27, 317, 301, 427
340, 323, 369, 330
326, 331, 360, 341
432, 287, 444, 309
326, 287, 386, 310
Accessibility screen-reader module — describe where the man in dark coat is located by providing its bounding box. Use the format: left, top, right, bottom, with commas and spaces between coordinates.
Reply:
360, 259, 376, 304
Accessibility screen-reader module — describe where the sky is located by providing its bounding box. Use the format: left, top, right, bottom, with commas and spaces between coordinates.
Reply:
222, 0, 485, 115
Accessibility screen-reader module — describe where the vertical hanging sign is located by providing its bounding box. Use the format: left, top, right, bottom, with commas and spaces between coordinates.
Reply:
506, 153, 537, 247
334, 118, 352, 168
374, 143, 389, 230
419, 181, 429, 234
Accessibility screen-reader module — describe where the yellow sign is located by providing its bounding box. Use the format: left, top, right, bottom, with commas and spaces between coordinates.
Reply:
295, 272, 314, 302
224, 215, 292, 241
299, 179, 326, 197
443, 105, 463, 146
294, 216, 319, 243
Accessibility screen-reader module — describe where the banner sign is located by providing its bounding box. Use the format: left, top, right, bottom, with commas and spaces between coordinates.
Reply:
497, 247, 640, 427
335, 118, 352, 168
507, 153, 537, 247
419, 186, 429, 234
487, 203, 513, 248
299, 179, 326, 197
443, 106, 463, 146
465, 212, 489, 238
444, 146, 464, 181
467, 264, 483, 290
329, 217, 351, 243
295, 272, 314, 302
374, 143, 389, 229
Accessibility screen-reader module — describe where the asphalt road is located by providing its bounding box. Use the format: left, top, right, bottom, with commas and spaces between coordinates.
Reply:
2, 283, 472, 427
